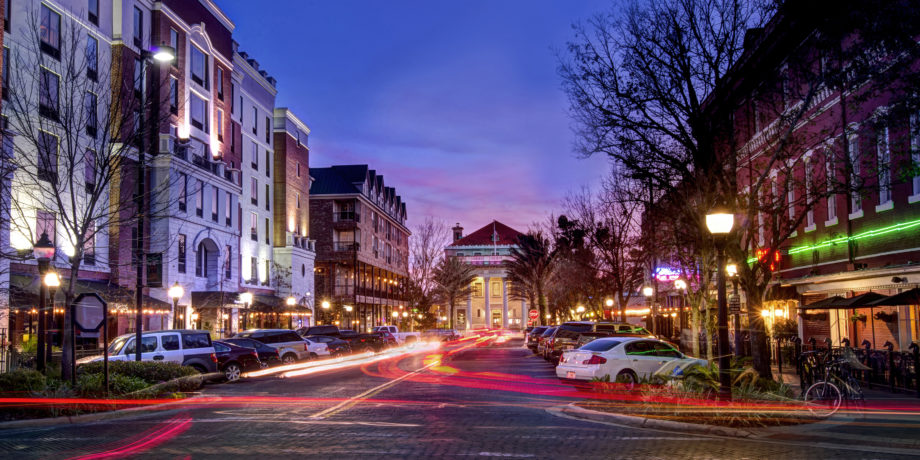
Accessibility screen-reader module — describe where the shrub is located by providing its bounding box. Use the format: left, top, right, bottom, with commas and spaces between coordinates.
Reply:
0, 369, 48, 396
77, 373, 150, 397
77, 361, 197, 384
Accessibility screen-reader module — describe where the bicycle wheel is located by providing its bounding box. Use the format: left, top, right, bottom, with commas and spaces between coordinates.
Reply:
804, 381, 842, 417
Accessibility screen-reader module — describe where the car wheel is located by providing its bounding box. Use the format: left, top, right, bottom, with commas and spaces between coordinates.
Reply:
310, 352, 318, 359
190, 364, 207, 374
282, 353, 298, 365
615, 370, 638, 390
224, 362, 242, 382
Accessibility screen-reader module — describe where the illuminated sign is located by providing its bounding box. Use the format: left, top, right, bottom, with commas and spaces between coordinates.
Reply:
654, 267, 681, 282
754, 248, 781, 271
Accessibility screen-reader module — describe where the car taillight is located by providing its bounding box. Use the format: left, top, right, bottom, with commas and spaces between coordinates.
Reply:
251, 351, 258, 359
210, 353, 218, 363
304, 343, 309, 351
583, 355, 606, 365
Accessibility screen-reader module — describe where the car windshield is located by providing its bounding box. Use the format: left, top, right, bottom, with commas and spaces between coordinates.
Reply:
108, 335, 130, 355
580, 340, 622, 352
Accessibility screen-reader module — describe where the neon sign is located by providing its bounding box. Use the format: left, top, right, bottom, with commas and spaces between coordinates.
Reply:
654, 267, 681, 282
754, 248, 781, 271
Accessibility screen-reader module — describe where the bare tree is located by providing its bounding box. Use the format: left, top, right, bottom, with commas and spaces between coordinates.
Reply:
406, 217, 449, 315
432, 256, 476, 329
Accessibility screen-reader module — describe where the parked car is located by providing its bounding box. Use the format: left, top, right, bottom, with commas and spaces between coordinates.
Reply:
222, 337, 282, 367
305, 335, 351, 356
213, 341, 262, 381
422, 329, 460, 342
545, 322, 596, 364
526, 326, 548, 352
555, 337, 706, 384
372, 325, 420, 344
535, 326, 557, 358
233, 329, 314, 364
297, 325, 341, 338
77, 330, 218, 373
594, 322, 656, 338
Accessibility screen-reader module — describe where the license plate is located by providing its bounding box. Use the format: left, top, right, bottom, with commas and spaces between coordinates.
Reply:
566, 371, 575, 379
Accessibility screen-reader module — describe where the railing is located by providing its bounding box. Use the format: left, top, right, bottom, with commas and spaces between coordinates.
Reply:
334, 242, 359, 252
334, 211, 359, 222
797, 338, 920, 397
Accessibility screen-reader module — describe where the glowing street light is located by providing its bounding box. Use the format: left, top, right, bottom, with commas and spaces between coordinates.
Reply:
707, 208, 735, 401
168, 282, 184, 329
239, 292, 253, 330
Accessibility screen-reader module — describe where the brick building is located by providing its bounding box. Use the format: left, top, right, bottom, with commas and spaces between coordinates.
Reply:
310, 165, 409, 332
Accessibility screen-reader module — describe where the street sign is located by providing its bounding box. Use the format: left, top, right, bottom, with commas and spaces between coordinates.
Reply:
74, 293, 107, 331
528, 309, 539, 320
729, 295, 741, 314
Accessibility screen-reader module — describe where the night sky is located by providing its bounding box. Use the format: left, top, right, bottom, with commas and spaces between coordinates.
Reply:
220, 0, 612, 232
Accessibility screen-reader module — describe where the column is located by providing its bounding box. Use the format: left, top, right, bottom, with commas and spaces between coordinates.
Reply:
502, 279, 509, 329
466, 292, 472, 330
483, 277, 490, 328
521, 300, 527, 325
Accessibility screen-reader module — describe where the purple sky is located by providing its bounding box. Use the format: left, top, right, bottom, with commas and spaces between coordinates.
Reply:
221, 0, 612, 232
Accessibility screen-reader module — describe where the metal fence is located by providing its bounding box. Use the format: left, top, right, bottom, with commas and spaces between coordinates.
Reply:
795, 338, 920, 397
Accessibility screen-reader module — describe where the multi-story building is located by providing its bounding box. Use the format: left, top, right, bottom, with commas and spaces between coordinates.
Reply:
708, 6, 920, 350
444, 221, 526, 330
271, 107, 315, 327
310, 165, 409, 332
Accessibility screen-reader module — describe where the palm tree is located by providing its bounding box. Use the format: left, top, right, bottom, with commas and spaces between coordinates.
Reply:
506, 232, 556, 325
432, 256, 477, 329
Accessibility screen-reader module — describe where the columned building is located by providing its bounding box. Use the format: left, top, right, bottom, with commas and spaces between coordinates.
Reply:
310, 165, 409, 332
445, 221, 526, 330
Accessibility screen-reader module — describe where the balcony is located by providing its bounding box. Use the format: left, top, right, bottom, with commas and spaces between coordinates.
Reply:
334, 242, 359, 252
334, 211, 359, 222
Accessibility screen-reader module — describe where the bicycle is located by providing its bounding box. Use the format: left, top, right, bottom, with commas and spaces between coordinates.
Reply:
803, 349, 867, 417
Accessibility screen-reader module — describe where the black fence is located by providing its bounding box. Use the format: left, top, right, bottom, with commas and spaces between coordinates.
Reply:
794, 337, 920, 397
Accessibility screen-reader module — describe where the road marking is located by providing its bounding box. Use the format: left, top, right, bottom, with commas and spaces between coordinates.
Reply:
309, 358, 439, 419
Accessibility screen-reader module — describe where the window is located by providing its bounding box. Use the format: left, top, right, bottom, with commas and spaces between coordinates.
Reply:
826, 150, 837, 221
805, 158, 814, 228
472, 282, 483, 297
86, 35, 97, 80
84, 220, 96, 265
296, 192, 301, 209
373, 236, 379, 257
169, 77, 178, 114
4, 0, 10, 32
125, 336, 157, 355
263, 259, 270, 286
84, 150, 95, 192
190, 93, 208, 132
264, 184, 270, 211
252, 107, 258, 135
265, 116, 270, 143
296, 162, 301, 177
133, 58, 142, 96
178, 173, 187, 212
249, 257, 258, 283
265, 217, 270, 244
212, 187, 219, 222
2, 47, 8, 98
183, 333, 210, 349
38, 131, 57, 182
224, 246, 231, 279
190, 46, 208, 89
250, 177, 258, 205
849, 135, 862, 213
787, 176, 795, 222
40, 5, 61, 58
491, 280, 501, 297
216, 109, 224, 141
250, 141, 258, 169
161, 334, 180, 351
195, 241, 209, 277
912, 113, 920, 198
216, 67, 224, 99
877, 126, 891, 206
250, 212, 258, 241
265, 150, 270, 177
39, 68, 59, 119
196, 180, 204, 217
177, 234, 186, 273
169, 29, 179, 63
84, 91, 97, 137
88, 0, 98, 25
225, 191, 232, 226
36, 210, 55, 244
132, 6, 142, 48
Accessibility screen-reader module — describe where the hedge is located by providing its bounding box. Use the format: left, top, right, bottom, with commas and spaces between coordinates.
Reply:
77, 360, 198, 384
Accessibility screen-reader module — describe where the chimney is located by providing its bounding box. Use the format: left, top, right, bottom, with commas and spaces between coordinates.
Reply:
452, 223, 463, 242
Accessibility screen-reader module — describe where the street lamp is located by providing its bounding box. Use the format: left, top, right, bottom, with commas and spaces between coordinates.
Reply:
674, 279, 688, 345
321, 300, 330, 325
33, 232, 55, 372
134, 44, 176, 362
344, 305, 353, 330
240, 292, 253, 330
706, 209, 734, 401
726, 264, 742, 357
168, 282, 184, 329
575, 305, 585, 320
643, 286, 655, 335
44, 271, 60, 370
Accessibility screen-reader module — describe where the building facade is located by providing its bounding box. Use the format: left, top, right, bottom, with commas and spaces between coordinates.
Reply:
310, 165, 409, 332
445, 221, 526, 330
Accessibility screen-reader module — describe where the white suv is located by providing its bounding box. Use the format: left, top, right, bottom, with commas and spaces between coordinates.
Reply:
233, 329, 324, 364
78, 330, 218, 373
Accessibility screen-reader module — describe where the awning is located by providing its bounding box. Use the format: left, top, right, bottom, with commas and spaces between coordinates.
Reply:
866, 288, 920, 307
191, 291, 240, 309
252, 294, 283, 312
9, 274, 169, 309
799, 295, 847, 310
828, 292, 888, 308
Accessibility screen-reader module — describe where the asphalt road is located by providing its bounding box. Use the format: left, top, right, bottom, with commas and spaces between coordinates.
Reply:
0, 338, 916, 459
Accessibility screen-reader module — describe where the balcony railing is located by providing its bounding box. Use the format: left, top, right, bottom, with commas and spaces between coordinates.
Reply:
334, 242, 359, 252
334, 211, 359, 222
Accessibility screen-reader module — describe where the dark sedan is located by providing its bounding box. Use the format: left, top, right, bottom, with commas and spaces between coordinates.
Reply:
222, 337, 282, 367
305, 335, 351, 356
213, 341, 262, 381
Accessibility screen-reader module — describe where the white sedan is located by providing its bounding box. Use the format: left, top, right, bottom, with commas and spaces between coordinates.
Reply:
302, 338, 330, 357
556, 337, 706, 384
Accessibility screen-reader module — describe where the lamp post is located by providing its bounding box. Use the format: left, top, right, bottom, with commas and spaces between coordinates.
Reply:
168, 282, 184, 329
674, 279, 688, 348
240, 292, 253, 330
726, 263, 742, 357
134, 44, 176, 362
643, 286, 654, 334
44, 271, 60, 370
344, 305, 353, 330
286, 296, 296, 329
321, 300, 330, 325
706, 209, 735, 401
33, 232, 55, 372
604, 298, 614, 321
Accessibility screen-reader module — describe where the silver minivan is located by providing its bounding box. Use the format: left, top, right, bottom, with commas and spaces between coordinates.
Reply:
78, 329, 218, 373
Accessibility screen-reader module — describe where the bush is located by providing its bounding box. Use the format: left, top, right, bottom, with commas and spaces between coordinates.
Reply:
77, 373, 150, 397
77, 361, 197, 384
0, 369, 48, 396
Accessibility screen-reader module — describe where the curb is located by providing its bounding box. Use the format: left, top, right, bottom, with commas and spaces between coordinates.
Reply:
557, 403, 761, 438
0, 394, 208, 430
